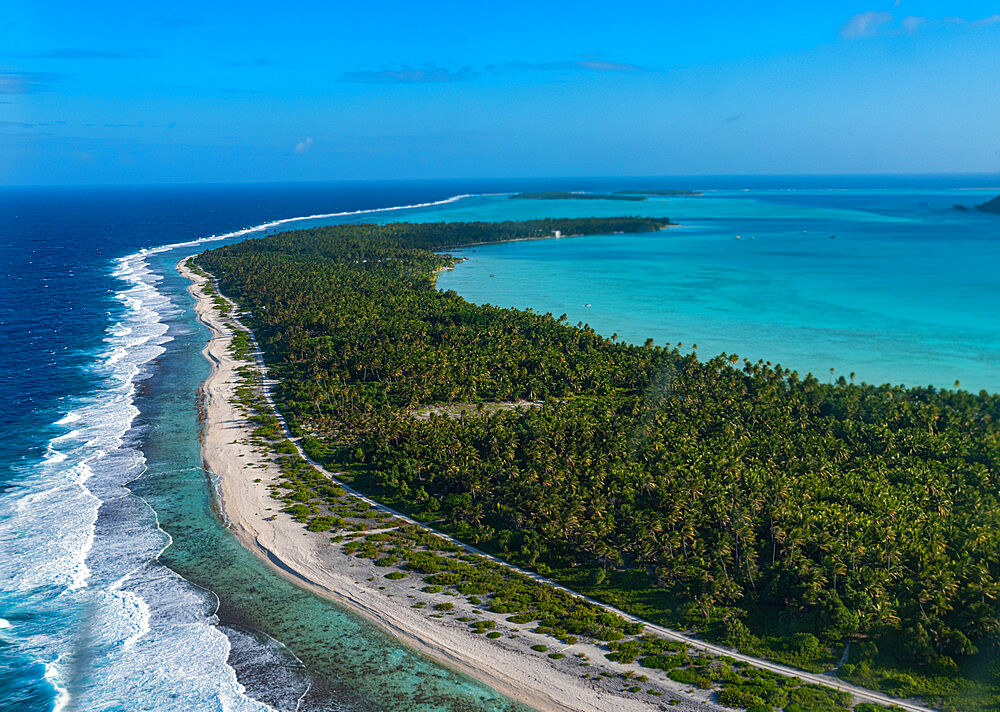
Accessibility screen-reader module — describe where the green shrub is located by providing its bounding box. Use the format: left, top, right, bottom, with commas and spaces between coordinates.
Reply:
640, 654, 685, 671
717, 683, 784, 709
506, 613, 534, 624
786, 683, 851, 709
667, 668, 712, 689
457, 583, 491, 595
306, 516, 337, 532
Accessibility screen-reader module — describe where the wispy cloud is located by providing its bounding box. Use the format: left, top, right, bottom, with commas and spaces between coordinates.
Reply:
900, 16, 926, 34
493, 59, 650, 74
0, 70, 64, 94
0, 119, 170, 132
841, 11, 1000, 38
341, 65, 476, 84
840, 11, 894, 39
972, 14, 1000, 26
100, 121, 171, 128
0, 120, 59, 129
294, 137, 314, 155
341, 58, 651, 85
21, 49, 152, 60
567, 59, 646, 73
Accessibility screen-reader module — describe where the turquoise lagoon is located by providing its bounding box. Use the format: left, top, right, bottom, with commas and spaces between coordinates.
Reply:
432, 190, 1000, 394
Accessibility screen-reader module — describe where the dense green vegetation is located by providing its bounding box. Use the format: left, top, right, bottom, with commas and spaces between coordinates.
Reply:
228, 352, 887, 712
509, 191, 647, 201
198, 218, 1000, 711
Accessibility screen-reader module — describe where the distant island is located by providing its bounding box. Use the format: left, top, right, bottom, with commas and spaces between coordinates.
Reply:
509, 191, 647, 201
509, 190, 704, 201
977, 194, 1000, 214
613, 189, 703, 196
953, 194, 1000, 213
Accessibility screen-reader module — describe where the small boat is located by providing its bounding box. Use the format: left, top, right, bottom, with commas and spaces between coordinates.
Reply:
584, 304, 592, 307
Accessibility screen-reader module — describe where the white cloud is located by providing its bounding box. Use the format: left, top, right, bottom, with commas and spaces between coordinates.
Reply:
840, 11, 894, 39
842, 11, 1000, 39
340, 66, 475, 83
294, 137, 313, 155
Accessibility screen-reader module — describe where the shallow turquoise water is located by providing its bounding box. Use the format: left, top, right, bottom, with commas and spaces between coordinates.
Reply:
435, 190, 1000, 393
128, 244, 532, 712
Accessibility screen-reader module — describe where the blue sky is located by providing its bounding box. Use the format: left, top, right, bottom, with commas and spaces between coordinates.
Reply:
2, 1, 999, 184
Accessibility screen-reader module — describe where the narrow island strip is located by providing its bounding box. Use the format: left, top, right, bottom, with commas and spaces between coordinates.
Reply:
179, 256, 701, 712
179, 217, 965, 712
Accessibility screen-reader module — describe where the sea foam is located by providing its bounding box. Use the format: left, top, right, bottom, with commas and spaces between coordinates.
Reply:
2, 193, 481, 712
141, 192, 479, 258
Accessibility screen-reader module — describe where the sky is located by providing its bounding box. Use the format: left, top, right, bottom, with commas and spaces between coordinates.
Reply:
2, 1, 999, 184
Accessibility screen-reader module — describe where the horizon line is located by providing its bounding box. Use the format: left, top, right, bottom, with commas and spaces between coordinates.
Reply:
3, 170, 1000, 190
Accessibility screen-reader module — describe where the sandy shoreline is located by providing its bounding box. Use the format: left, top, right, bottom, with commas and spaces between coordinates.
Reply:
178, 253, 933, 712
179, 255, 722, 712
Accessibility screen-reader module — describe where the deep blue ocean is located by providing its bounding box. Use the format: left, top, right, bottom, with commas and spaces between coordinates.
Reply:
1, 176, 998, 711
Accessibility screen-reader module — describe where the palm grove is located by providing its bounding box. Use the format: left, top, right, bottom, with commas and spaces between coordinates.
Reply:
197, 219, 1000, 705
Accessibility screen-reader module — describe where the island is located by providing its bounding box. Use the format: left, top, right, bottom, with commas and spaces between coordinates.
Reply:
186, 217, 996, 712
509, 191, 647, 201
976, 194, 1000, 214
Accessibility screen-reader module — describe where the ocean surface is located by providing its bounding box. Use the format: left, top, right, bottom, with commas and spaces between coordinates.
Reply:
1, 176, 998, 711
435, 186, 1000, 393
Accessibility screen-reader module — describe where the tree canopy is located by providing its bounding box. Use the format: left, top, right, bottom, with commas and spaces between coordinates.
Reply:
198, 217, 1000, 707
